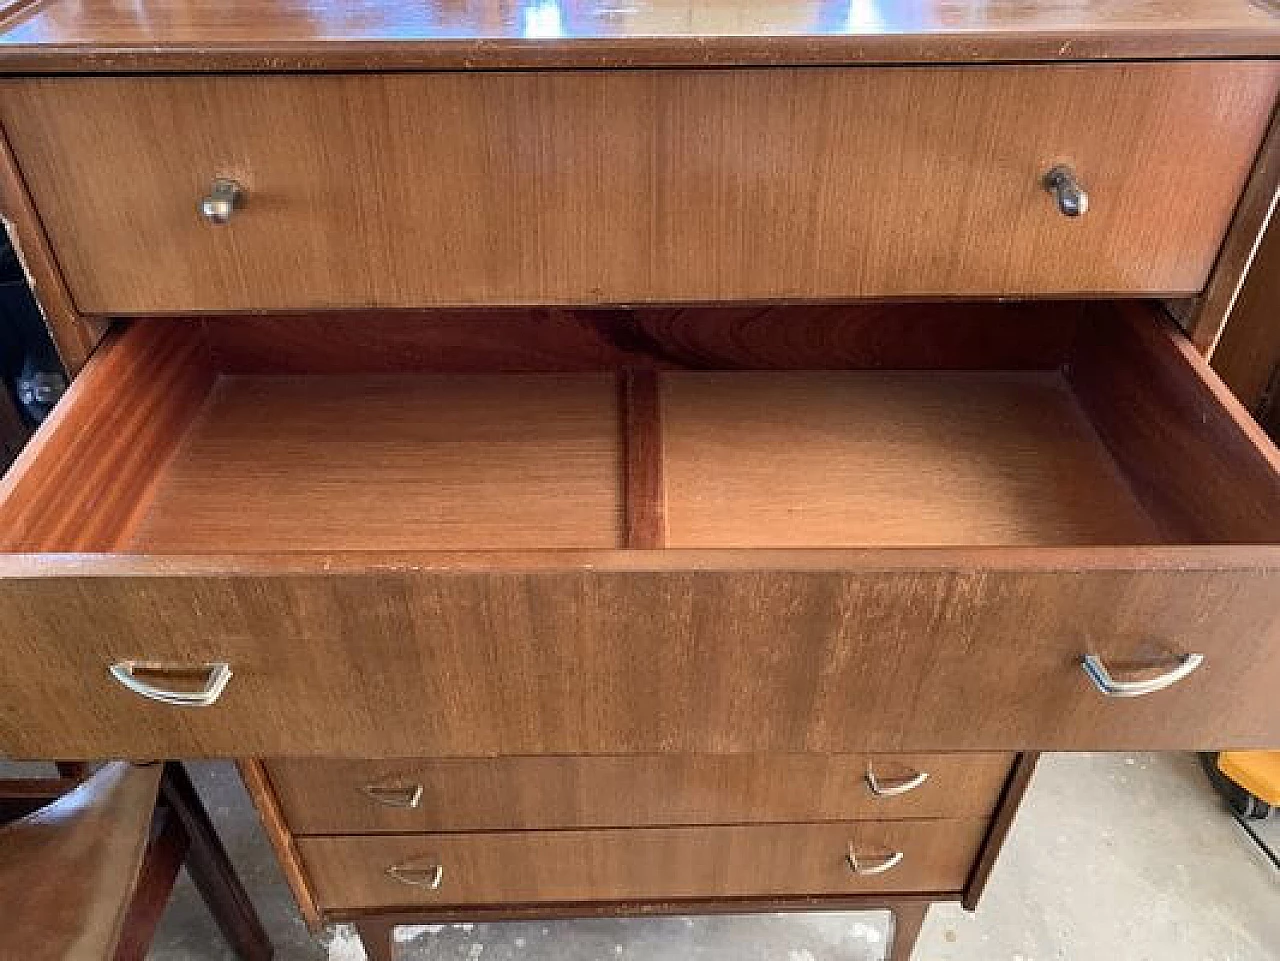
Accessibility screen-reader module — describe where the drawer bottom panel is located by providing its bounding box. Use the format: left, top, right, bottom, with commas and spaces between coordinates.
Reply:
297, 820, 988, 910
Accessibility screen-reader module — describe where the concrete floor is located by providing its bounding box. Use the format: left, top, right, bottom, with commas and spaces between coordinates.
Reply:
145, 753, 1279, 961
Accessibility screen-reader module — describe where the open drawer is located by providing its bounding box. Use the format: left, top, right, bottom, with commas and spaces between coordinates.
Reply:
0, 301, 1276, 758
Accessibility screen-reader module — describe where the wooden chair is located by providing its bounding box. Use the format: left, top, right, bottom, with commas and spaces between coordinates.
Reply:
0, 761, 273, 961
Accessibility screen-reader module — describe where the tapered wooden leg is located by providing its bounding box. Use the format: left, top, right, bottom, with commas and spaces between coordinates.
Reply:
888, 902, 927, 961
355, 920, 397, 961
161, 762, 274, 961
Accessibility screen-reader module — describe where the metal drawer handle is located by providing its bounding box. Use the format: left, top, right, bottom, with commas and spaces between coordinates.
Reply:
1043, 164, 1088, 218
847, 846, 904, 877
1081, 653, 1204, 698
108, 661, 233, 707
387, 863, 444, 890
199, 177, 244, 225
361, 782, 424, 809
865, 765, 930, 797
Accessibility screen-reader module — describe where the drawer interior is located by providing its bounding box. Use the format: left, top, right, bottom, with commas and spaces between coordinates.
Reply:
2, 300, 1275, 553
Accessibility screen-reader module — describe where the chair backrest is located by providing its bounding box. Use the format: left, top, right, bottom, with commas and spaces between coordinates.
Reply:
0, 761, 161, 961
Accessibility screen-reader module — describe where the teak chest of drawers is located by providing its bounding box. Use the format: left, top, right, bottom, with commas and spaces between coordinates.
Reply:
0, 1, 1277, 958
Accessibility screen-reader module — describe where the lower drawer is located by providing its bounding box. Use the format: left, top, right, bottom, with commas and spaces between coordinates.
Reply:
266, 754, 1014, 834
297, 820, 988, 910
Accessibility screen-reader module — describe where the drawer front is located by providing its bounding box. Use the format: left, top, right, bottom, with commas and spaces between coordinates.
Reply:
1, 561, 1278, 758
2, 62, 1275, 313
297, 819, 987, 909
266, 753, 1015, 833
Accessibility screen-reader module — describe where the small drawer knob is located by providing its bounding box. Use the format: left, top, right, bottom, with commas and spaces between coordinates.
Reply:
1043, 165, 1088, 218
199, 178, 244, 225
865, 764, 930, 797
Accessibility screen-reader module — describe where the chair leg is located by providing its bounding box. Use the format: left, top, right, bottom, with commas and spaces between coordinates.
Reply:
888, 902, 927, 961
112, 807, 190, 961
355, 919, 397, 961
161, 762, 274, 961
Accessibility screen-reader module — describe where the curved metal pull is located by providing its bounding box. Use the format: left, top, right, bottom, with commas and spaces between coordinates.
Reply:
362, 782, 424, 809
1081, 653, 1204, 698
108, 661, 233, 707
199, 178, 244, 225
387, 863, 444, 890
1043, 164, 1088, 217
847, 846, 905, 877
865, 765, 930, 797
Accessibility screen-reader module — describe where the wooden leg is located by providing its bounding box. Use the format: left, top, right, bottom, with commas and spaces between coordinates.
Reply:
888, 902, 928, 961
355, 920, 397, 961
161, 762, 274, 961
112, 808, 190, 961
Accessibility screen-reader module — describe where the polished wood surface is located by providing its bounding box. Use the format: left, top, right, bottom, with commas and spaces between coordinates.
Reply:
663, 370, 1157, 548
298, 819, 987, 908
0, 0, 1276, 72
0, 124, 102, 372
4, 64, 1274, 314
0, 322, 213, 552
1, 556, 1279, 758
265, 754, 1015, 833
129, 374, 623, 552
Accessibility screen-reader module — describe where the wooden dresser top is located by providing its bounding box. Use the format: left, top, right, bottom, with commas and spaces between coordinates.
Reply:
0, 0, 1276, 72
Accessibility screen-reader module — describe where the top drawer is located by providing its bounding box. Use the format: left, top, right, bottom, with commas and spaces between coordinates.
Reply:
1, 61, 1276, 314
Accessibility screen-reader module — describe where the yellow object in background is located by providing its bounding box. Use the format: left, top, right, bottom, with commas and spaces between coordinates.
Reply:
1218, 752, 1280, 807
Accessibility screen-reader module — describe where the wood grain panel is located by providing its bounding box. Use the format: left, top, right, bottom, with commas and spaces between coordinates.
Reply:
3, 64, 1274, 313
1212, 217, 1280, 421
297, 819, 988, 909
0, 555, 1279, 759
0, 0, 1276, 72
662, 371, 1157, 548
1069, 303, 1280, 544
127, 374, 623, 552
265, 754, 1015, 834
0, 321, 212, 551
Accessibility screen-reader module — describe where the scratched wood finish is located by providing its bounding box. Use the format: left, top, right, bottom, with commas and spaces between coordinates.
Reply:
0, 0, 1277, 72
264, 754, 1015, 834
3, 64, 1275, 314
297, 819, 989, 909
1, 558, 1279, 759
127, 374, 624, 552
662, 371, 1158, 548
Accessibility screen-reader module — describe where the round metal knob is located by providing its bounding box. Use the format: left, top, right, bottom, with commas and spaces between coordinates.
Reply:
199, 178, 244, 225
1043, 165, 1088, 218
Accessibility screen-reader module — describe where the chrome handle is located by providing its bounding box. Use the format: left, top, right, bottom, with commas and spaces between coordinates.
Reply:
387, 863, 444, 890
847, 846, 905, 877
362, 782, 424, 809
865, 765, 930, 797
1081, 653, 1204, 698
108, 660, 232, 707
1043, 164, 1088, 217
199, 178, 244, 225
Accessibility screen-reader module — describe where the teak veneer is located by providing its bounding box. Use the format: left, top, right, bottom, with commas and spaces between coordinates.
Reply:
0, 3, 1277, 956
